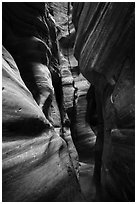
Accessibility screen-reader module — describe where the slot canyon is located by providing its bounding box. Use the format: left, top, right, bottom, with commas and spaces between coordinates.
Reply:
2, 2, 135, 202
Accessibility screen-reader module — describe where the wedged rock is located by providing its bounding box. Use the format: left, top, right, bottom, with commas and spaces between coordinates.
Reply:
60, 53, 74, 86
59, 53, 75, 110
2, 46, 84, 202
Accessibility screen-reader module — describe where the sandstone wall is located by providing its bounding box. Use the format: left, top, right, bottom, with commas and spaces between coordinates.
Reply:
72, 2, 135, 201
2, 3, 83, 201
50, 2, 96, 155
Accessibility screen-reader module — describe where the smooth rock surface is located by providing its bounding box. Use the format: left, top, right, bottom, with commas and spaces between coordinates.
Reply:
2, 2, 84, 202
74, 74, 96, 155
51, 2, 96, 152
72, 2, 135, 201
2, 46, 83, 202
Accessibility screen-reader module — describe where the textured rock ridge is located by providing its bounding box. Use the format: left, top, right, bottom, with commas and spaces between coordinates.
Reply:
2, 3, 84, 202
3, 2, 135, 202
72, 2, 135, 201
50, 2, 96, 156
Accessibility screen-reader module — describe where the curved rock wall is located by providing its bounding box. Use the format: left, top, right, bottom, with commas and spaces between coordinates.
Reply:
50, 2, 96, 156
72, 2, 135, 201
2, 3, 84, 202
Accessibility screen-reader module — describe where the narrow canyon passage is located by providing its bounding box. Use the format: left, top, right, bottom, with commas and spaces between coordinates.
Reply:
2, 2, 135, 202
52, 3, 98, 200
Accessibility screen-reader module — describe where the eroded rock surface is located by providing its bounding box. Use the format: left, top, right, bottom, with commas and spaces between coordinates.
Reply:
72, 74, 96, 156
3, 2, 135, 202
2, 3, 84, 202
50, 2, 96, 155
72, 2, 135, 201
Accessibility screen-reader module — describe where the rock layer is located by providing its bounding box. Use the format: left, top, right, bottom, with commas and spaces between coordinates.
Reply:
2, 3, 84, 202
72, 2, 135, 201
50, 2, 96, 154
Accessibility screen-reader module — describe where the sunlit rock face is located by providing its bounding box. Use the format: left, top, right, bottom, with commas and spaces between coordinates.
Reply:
72, 2, 135, 201
2, 3, 84, 202
50, 2, 96, 154
48, 2, 75, 44
74, 74, 96, 156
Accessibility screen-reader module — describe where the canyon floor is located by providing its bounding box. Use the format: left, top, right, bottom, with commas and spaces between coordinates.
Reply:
79, 159, 96, 201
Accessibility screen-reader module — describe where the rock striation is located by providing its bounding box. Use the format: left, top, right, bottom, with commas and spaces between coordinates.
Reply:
2, 3, 84, 202
3, 2, 135, 202
50, 2, 96, 156
72, 2, 135, 201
